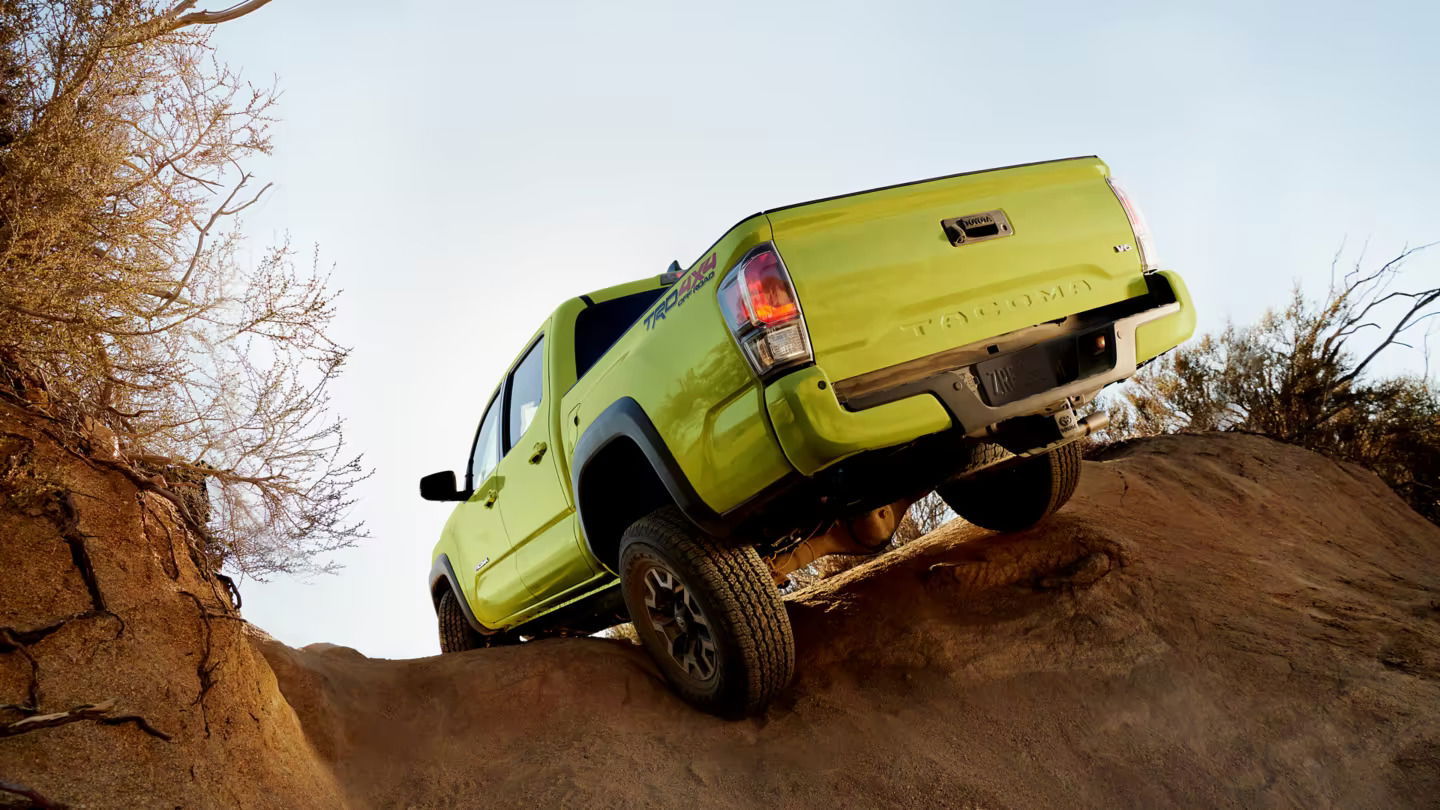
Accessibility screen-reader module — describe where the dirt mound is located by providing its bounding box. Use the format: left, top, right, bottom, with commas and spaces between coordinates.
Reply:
255, 433, 1440, 808
0, 403, 345, 808
4, 398, 1439, 807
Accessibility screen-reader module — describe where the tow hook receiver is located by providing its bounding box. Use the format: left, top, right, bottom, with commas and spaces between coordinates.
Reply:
1053, 406, 1110, 441
991, 406, 1111, 456
1054, 406, 1109, 439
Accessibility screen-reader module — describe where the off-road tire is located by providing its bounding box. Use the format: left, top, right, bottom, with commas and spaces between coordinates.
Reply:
952, 440, 1015, 477
619, 506, 795, 718
437, 589, 484, 653
936, 440, 1082, 532
436, 588, 519, 652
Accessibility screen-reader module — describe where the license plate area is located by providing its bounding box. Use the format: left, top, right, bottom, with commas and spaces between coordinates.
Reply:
973, 326, 1116, 407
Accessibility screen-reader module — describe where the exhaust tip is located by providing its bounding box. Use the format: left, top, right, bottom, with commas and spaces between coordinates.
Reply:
1079, 411, 1111, 436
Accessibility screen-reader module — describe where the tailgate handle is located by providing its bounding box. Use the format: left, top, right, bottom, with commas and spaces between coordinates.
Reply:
941, 209, 1013, 246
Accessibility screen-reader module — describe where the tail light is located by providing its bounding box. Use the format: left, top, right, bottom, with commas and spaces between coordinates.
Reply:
1106, 178, 1159, 272
717, 244, 813, 379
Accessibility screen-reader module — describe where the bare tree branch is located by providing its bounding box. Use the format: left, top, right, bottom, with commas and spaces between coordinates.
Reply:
1100, 242, 1440, 523
107, 1, 277, 48
151, 174, 271, 316
0, 2, 368, 577
167, 0, 277, 31
1336, 288, 1440, 389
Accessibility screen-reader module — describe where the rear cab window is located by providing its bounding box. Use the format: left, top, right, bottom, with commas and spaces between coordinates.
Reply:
573, 289, 663, 381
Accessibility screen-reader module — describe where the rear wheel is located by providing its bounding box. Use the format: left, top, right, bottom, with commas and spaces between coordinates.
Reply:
436, 589, 517, 652
936, 441, 1082, 532
619, 506, 794, 718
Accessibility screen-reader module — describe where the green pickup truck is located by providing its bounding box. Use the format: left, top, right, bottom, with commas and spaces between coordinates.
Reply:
420, 156, 1195, 716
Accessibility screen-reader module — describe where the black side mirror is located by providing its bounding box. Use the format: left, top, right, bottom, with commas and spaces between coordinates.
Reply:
420, 470, 469, 502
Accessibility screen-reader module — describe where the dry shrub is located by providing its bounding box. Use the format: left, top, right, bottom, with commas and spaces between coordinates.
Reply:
0, 1, 367, 577
1096, 245, 1439, 523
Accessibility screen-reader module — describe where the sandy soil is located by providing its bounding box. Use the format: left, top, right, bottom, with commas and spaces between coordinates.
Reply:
4, 399, 1439, 808
260, 433, 1440, 808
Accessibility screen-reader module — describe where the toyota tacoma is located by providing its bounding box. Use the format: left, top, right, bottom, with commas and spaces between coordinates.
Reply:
419, 156, 1195, 717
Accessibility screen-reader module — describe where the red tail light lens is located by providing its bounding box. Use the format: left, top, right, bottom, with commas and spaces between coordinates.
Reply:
719, 248, 801, 331
742, 251, 799, 325
717, 245, 812, 379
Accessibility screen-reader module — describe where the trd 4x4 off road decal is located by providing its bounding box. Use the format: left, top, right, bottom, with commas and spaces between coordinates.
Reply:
644, 253, 718, 330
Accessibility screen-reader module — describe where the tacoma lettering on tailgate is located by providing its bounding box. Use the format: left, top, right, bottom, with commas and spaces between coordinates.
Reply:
901, 280, 1094, 337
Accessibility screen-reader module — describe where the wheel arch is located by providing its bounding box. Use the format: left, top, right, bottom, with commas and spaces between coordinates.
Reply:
571, 398, 728, 574
428, 553, 489, 634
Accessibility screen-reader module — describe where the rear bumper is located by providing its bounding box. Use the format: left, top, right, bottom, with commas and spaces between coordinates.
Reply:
1132, 270, 1197, 365
765, 366, 952, 476
764, 270, 1194, 476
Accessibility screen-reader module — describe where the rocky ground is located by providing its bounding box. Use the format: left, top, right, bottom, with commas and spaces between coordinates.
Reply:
3, 397, 1438, 808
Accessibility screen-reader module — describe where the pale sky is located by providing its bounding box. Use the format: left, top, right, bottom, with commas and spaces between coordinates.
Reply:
211, 0, 1439, 659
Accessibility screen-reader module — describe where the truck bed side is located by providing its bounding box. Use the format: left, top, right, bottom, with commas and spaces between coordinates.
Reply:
559, 215, 792, 520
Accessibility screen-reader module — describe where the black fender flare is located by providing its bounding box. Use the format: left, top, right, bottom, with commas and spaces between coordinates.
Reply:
571, 398, 803, 568
571, 398, 729, 550
428, 553, 489, 634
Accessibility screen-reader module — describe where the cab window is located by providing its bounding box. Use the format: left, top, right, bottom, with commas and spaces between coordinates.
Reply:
573, 289, 663, 381
506, 336, 544, 451
469, 396, 502, 488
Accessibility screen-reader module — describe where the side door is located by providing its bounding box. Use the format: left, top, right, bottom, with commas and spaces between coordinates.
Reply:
451, 391, 535, 628
494, 335, 599, 606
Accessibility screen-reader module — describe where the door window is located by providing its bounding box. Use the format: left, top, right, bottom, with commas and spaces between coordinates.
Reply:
506, 337, 544, 450
469, 396, 502, 488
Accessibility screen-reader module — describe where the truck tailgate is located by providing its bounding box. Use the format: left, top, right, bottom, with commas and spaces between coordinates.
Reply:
767, 157, 1150, 384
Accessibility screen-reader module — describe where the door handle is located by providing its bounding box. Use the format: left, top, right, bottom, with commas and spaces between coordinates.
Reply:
480, 475, 504, 508
528, 442, 548, 464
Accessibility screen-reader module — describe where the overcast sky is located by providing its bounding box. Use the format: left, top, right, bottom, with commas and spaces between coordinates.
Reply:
210, 0, 1439, 659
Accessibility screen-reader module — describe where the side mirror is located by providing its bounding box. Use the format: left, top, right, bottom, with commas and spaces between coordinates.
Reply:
419, 470, 469, 502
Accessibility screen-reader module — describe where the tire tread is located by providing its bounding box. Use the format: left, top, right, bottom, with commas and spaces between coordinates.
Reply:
621, 507, 794, 716
937, 441, 1082, 532
437, 589, 481, 653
